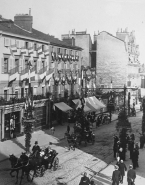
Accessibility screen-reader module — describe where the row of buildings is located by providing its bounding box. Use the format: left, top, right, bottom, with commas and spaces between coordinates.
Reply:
0, 9, 142, 141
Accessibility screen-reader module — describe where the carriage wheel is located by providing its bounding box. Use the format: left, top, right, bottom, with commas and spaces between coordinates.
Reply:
40, 165, 45, 177
53, 157, 59, 171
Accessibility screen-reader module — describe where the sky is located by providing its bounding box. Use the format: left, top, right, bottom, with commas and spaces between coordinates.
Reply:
1, 0, 145, 63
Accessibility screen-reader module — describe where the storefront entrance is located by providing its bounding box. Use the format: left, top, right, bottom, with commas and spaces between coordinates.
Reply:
4, 111, 20, 140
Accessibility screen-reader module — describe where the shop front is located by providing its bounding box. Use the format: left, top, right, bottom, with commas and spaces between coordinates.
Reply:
0, 103, 24, 141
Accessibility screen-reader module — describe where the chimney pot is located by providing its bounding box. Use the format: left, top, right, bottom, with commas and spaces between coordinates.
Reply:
29, 8, 31, 16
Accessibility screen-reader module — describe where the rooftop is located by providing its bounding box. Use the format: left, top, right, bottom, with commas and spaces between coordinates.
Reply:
0, 19, 82, 50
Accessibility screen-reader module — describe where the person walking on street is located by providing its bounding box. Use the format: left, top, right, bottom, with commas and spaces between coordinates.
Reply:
79, 172, 90, 185
127, 165, 136, 185
119, 160, 127, 184
67, 124, 70, 134
112, 165, 121, 185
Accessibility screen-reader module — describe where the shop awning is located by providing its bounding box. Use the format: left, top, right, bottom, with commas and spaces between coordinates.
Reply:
85, 97, 101, 110
89, 96, 106, 108
54, 102, 72, 112
72, 99, 91, 112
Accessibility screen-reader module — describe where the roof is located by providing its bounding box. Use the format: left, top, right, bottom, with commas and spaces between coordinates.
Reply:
0, 20, 82, 50
97, 31, 125, 43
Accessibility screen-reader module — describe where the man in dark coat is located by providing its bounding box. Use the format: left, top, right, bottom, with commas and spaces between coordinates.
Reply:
112, 165, 121, 185
32, 141, 41, 156
79, 172, 90, 185
128, 140, 134, 159
113, 135, 119, 158
119, 160, 127, 184
127, 165, 136, 185
132, 149, 138, 169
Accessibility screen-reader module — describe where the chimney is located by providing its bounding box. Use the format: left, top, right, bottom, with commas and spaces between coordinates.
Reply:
14, 9, 33, 32
29, 8, 31, 16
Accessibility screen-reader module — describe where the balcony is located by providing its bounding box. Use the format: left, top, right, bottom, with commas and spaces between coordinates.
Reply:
9, 66, 19, 75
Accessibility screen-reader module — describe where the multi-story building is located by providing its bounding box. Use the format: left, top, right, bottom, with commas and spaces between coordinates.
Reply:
93, 30, 140, 104
0, 10, 82, 141
61, 30, 96, 92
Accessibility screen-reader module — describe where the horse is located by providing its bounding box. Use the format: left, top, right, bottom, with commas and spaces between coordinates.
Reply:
9, 154, 22, 184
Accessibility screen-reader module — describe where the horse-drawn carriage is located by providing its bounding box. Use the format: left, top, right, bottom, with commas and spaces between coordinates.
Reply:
9, 146, 59, 184
65, 123, 95, 148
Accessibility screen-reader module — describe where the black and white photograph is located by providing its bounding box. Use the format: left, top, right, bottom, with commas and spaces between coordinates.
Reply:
0, 0, 145, 184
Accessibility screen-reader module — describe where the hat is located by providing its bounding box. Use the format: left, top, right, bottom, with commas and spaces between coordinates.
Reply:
117, 156, 120, 161
129, 165, 133, 169
120, 160, 123, 163
119, 148, 123, 152
35, 141, 38, 144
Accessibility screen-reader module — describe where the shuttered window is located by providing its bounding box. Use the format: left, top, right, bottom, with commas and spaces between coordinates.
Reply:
1, 58, 4, 73
4, 58, 9, 73
19, 59, 22, 73
16, 40, 20, 48
8, 58, 13, 73
4, 38, 10, 47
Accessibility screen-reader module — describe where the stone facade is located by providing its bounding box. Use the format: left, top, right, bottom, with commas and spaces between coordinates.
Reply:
61, 30, 92, 67
94, 31, 128, 88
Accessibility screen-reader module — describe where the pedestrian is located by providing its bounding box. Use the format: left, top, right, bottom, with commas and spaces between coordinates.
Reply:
128, 140, 134, 159
111, 165, 121, 185
127, 165, 136, 185
79, 172, 90, 185
113, 135, 119, 158
50, 127, 55, 135
132, 149, 137, 169
119, 160, 127, 184
10, 116, 15, 139
139, 134, 144, 149
118, 147, 125, 161
67, 124, 70, 134
134, 146, 139, 168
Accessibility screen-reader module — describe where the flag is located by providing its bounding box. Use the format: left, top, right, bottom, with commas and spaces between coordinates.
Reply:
46, 69, 54, 81
81, 69, 84, 87
28, 62, 33, 106
48, 78, 51, 87
37, 45, 43, 55
39, 71, 47, 80
44, 49, 49, 56
11, 44, 17, 52
28, 46, 34, 54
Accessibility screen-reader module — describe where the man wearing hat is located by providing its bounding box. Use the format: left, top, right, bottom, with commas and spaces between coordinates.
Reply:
32, 141, 41, 155
112, 165, 121, 185
127, 165, 136, 185
119, 160, 127, 184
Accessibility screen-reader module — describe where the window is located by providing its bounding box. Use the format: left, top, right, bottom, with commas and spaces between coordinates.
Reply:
42, 61, 45, 69
25, 60, 28, 69
34, 43, 37, 51
25, 42, 28, 49
70, 50, 72, 55
21, 88, 24, 98
4, 58, 8, 73
4, 90, 7, 101
15, 59, 19, 68
42, 45, 44, 52
52, 46, 54, 52
42, 87, 45, 95
64, 49, 67, 54
15, 90, 18, 98
57, 48, 60, 54
75, 51, 78, 55
25, 88, 28, 97
34, 60, 37, 70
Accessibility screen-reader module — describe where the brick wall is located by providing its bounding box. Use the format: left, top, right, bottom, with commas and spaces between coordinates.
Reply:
95, 32, 128, 88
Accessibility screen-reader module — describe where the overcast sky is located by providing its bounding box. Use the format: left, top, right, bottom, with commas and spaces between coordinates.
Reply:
1, 0, 145, 63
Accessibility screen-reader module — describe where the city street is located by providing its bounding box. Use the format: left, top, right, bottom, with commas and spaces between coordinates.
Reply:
0, 111, 145, 185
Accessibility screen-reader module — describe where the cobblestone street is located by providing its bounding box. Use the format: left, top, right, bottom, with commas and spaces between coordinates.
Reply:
0, 112, 144, 185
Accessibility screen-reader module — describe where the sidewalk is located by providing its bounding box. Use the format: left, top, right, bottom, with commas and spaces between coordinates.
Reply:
0, 113, 118, 162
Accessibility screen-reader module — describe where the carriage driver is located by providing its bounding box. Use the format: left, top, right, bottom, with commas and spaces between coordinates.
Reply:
32, 141, 41, 155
